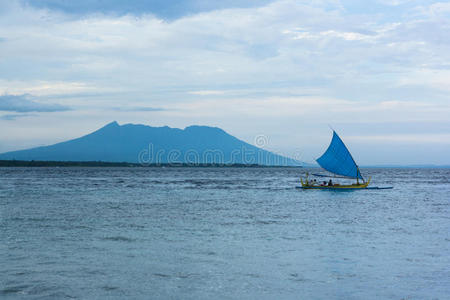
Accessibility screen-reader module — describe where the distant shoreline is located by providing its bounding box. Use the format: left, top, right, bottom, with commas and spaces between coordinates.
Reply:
0, 160, 303, 168
0, 160, 448, 168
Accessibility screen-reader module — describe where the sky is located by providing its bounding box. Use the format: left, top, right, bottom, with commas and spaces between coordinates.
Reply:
0, 0, 449, 165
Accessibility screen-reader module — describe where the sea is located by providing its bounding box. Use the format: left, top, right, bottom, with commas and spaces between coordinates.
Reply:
1, 167, 449, 299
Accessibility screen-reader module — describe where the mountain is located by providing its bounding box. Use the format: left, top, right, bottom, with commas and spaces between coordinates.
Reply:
0, 121, 301, 166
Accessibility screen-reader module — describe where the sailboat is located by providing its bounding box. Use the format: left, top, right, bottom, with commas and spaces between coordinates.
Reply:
301, 130, 371, 189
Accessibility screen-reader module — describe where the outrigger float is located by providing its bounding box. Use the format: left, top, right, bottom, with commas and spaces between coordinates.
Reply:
300, 130, 392, 190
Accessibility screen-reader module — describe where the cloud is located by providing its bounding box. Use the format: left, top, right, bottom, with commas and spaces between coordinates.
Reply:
0, 94, 70, 112
188, 90, 226, 96
166, 96, 450, 123
376, 0, 414, 6
347, 133, 450, 144
0, 80, 103, 97
0, 113, 36, 120
20, 0, 272, 19
112, 106, 166, 112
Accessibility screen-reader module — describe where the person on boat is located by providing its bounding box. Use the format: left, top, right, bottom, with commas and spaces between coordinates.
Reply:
328, 179, 333, 186
310, 179, 317, 186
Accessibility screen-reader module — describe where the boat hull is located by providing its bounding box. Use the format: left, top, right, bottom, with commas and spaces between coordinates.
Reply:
300, 177, 371, 189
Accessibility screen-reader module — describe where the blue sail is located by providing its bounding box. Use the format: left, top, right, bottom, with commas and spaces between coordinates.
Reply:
316, 131, 363, 180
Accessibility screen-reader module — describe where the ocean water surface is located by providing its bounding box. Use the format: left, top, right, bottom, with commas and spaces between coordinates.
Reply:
1, 167, 449, 299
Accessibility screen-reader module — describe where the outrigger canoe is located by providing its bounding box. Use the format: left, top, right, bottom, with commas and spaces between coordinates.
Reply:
300, 130, 373, 190
301, 176, 371, 189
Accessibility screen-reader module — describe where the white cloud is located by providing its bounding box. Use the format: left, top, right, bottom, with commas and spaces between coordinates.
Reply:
347, 133, 450, 144
0, 80, 103, 96
396, 69, 450, 91
376, 0, 415, 6
188, 90, 226, 96
158, 96, 450, 125
286, 28, 374, 42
